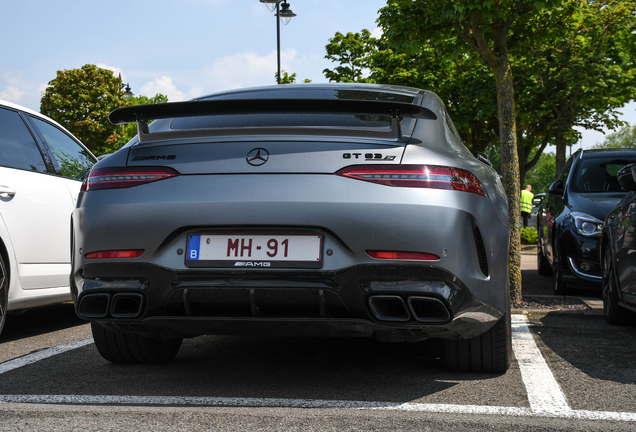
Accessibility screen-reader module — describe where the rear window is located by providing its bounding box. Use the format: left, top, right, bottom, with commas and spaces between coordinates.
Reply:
572, 157, 636, 192
171, 113, 397, 130
171, 89, 416, 131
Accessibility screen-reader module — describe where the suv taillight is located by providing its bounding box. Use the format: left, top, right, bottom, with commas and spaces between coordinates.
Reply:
336, 165, 487, 197
81, 167, 179, 191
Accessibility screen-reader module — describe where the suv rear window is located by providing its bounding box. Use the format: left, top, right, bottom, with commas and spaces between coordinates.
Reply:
0, 107, 47, 172
572, 157, 636, 192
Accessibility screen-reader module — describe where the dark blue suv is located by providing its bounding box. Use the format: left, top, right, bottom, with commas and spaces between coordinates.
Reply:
537, 149, 636, 294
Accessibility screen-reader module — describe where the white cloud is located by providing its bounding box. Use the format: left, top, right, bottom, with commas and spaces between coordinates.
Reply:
96, 63, 124, 80
371, 27, 384, 39
0, 86, 25, 102
203, 49, 298, 92
140, 76, 202, 102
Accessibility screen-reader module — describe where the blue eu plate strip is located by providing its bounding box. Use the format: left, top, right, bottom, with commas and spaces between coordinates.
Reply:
188, 235, 201, 260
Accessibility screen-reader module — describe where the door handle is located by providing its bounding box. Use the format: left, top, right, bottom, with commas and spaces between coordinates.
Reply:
0, 185, 16, 197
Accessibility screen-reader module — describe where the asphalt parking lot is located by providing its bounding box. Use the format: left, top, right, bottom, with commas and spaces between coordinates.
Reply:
0, 251, 634, 431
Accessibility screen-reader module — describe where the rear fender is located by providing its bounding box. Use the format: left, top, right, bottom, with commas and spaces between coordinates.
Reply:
0, 215, 21, 306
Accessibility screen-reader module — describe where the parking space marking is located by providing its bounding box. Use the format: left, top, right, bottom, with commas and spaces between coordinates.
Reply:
0, 338, 93, 376
511, 314, 571, 414
0, 394, 635, 421
1, 320, 636, 422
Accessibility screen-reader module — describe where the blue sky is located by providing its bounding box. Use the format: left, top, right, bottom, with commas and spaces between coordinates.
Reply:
1, 0, 633, 149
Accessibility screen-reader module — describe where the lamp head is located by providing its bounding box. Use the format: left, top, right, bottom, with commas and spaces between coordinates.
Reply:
278, 2, 296, 25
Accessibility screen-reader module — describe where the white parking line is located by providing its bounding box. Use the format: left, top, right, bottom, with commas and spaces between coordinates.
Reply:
0, 394, 635, 421
511, 314, 571, 414
0, 320, 635, 422
0, 338, 93, 376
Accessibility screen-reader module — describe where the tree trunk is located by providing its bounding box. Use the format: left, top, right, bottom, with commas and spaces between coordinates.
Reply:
493, 59, 522, 305
555, 132, 567, 177
518, 133, 527, 188
452, 11, 523, 304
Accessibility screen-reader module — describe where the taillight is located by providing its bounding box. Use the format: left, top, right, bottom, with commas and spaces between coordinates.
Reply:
81, 167, 179, 191
367, 251, 440, 261
337, 165, 488, 197
85, 250, 144, 259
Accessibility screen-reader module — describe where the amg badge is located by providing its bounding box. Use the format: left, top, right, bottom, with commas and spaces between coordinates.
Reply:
234, 262, 271, 267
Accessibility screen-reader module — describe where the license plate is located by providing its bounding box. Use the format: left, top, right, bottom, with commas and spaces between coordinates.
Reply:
186, 234, 323, 268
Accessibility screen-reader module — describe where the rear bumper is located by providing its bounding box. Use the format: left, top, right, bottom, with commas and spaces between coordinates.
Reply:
72, 262, 505, 341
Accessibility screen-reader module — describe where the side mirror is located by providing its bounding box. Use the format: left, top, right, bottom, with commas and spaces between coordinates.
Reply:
617, 164, 636, 192
548, 179, 564, 195
476, 152, 492, 167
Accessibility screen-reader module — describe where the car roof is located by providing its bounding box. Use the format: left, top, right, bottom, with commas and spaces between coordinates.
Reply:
193, 83, 426, 100
0, 98, 92, 151
1, 98, 68, 130
579, 148, 636, 158
1, 98, 45, 118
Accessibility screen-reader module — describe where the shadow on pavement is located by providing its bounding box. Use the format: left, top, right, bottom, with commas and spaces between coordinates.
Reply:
2, 303, 86, 342
535, 313, 636, 388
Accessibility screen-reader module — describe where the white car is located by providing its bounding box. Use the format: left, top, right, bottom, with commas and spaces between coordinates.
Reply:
0, 99, 97, 335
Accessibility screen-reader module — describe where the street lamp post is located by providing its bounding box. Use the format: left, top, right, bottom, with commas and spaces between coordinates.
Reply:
118, 73, 134, 100
260, 0, 296, 84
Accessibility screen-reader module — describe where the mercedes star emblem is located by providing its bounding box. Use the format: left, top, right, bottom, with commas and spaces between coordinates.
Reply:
246, 148, 270, 166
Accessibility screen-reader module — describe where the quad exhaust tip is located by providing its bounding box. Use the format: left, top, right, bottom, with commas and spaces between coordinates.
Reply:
78, 292, 144, 319
110, 293, 144, 318
368, 295, 451, 323
407, 296, 451, 323
368, 295, 410, 322
77, 293, 110, 318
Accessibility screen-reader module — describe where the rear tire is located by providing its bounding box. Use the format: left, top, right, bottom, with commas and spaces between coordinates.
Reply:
443, 308, 511, 373
0, 255, 8, 337
602, 245, 628, 325
537, 244, 552, 276
91, 322, 182, 364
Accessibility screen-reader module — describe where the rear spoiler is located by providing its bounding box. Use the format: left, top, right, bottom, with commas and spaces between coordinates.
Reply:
109, 99, 437, 143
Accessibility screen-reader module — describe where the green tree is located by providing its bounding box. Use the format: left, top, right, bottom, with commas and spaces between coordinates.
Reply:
524, 152, 556, 194
275, 70, 312, 84
591, 124, 636, 149
324, 30, 377, 82
515, 0, 636, 175
40, 64, 128, 155
120, 93, 169, 144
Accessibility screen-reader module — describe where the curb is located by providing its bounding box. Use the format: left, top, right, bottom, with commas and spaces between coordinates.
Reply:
511, 295, 604, 317
512, 309, 604, 317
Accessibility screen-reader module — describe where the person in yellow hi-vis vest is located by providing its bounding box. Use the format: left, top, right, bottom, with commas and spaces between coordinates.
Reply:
520, 184, 534, 228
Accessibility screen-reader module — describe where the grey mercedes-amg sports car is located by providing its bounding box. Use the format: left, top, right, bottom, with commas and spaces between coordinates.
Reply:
71, 83, 511, 372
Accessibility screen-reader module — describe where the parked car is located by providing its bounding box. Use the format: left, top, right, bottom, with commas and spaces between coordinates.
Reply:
0, 99, 97, 335
600, 163, 636, 324
537, 149, 636, 294
71, 84, 512, 372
